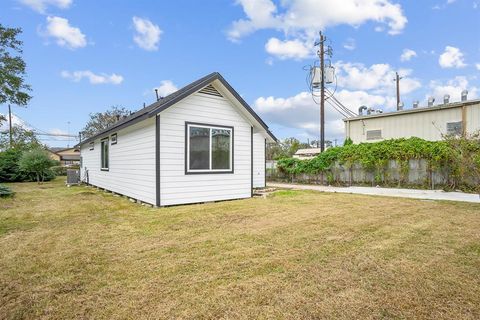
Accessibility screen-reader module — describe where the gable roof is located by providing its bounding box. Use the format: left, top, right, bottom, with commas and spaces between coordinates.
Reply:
77, 72, 277, 146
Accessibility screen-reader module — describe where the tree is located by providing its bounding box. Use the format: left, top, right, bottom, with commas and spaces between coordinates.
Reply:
0, 114, 6, 126
267, 137, 310, 160
82, 106, 131, 139
0, 24, 32, 106
18, 148, 57, 183
0, 124, 40, 151
0, 148, 24, 182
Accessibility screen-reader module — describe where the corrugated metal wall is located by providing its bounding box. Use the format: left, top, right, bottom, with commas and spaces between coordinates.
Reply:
346, 103, 480, 143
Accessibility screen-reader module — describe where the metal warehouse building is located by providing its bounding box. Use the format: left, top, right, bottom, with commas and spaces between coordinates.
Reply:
344, 98, 480, 143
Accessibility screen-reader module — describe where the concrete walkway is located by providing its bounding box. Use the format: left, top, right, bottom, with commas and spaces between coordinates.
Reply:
267, 182, 480, 204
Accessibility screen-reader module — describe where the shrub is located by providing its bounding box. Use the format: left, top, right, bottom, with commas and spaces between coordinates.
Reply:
51, 166, 67, 176
18, 148, 58, 183
0, 184, 14, 197
0, 149, 27, 182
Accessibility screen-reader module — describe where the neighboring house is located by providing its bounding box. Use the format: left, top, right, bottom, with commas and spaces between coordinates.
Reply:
48, 147, 80, 166
344, 98, 480, 143
293, 148, 321, 159
76, 72, 277, 207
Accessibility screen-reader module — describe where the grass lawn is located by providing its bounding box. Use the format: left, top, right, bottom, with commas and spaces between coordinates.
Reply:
1, 178, 480, 319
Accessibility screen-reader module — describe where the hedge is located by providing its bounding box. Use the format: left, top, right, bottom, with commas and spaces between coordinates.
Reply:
276, 137, 480, 189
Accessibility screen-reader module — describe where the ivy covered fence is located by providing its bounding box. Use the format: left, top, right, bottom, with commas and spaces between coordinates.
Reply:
273, 137, 480, 192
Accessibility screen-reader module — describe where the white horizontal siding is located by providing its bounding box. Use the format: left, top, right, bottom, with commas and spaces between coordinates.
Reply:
253, 133, 266, 188
159, 92, 252, 206
80, 117, 156, 204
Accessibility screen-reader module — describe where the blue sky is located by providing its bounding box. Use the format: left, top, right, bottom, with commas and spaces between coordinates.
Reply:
1, 0, 479, 147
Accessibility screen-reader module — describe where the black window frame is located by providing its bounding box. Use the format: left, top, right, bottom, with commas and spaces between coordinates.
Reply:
101, 137, 109, 171
89, 141, 94, 151
185, 122, 234, 175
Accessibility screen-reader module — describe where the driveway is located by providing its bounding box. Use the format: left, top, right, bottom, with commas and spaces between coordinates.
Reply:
267, 182, 480, 203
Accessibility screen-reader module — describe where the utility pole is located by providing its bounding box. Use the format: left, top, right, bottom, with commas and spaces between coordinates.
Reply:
394, 72, 403, 110
318, 32, 326, 152
8, 104, 13, 148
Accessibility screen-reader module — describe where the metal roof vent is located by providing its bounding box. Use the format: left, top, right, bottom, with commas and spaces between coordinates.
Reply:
444, 94, 450, 104
461, 90, 468, 102
198, 84, 223, 97
428, 97, 435, 107
397, 102, 404, 111
413, 101, 419, 108
358, 105, 367, 115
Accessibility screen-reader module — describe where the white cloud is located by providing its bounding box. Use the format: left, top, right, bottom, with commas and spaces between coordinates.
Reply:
61, 70, 123, 85
43, 16, 86, 49
153, 80, 178, 97
400, 48, 417, 61
335, 61, 421, 94
19, 0, 72, 13
132, 16, 162, 51
475, 63, 480, 71
0, 113, 30, 131
228, 0, 407, 42
438, 46, 466, 68
428, 76, 478, 102
253, 88, 395, 140
253, 59, 424, 140
265, 37, 311, 60
343, 38, 356, 51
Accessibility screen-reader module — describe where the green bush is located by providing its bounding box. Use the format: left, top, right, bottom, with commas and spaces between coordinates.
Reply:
18, 148, 58, 183
0, 149, 27, 182
51, 166, 67, 176
0, 184, 14, 197
277, 137, 457, 176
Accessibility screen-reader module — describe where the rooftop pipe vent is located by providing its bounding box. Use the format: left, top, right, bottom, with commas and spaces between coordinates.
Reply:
413, 101, 419, 108
461, 90, 468, 102
358, 105, 367, 115
397, 102, 404, 111
444, 94, 450, 104
428, 97, 435, 107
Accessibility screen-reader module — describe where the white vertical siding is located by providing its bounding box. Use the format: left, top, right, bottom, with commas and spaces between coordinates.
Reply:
346, 105, 478, 143
253, 133, 266, 188
80, 117, 156, 204
466, 103, 480, 134
159, 92, 252, 206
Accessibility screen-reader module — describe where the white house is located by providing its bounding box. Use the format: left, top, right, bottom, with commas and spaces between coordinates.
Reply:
76, 72, 277, 207
344, 98, 480, 143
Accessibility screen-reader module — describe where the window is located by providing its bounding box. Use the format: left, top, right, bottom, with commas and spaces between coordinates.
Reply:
101, 138, 109, 171
111, 133, 117, 145
89, 142, 94, 150
366, 129, 382, 140
186, 123, 233, 173
446, 121, 462, 136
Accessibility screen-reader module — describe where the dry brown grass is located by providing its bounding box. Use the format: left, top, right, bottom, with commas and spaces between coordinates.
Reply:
1, 178, 479, 319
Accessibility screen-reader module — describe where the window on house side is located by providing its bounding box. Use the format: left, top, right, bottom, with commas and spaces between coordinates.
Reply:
101, 138, 109, 171
186, 123, 233, 173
